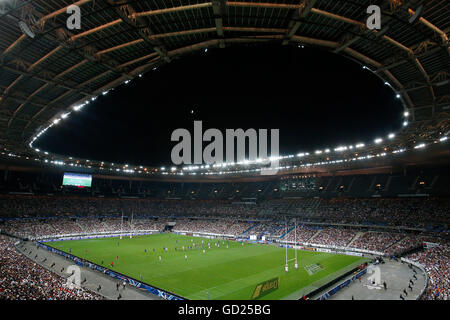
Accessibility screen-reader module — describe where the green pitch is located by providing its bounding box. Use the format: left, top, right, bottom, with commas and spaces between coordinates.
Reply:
44, 233, 367, 300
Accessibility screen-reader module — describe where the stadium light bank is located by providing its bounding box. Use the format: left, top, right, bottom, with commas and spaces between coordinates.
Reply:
170, 121, 280, 175
23, 86, 446, 177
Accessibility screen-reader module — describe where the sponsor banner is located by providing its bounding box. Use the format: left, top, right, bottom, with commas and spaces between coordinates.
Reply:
345, 251, 363, 257
423, 242, 439, 249
316, 248, 332, 253
252, 277, 280, 300
317, 268, 367, 300
306, 243, 383, 256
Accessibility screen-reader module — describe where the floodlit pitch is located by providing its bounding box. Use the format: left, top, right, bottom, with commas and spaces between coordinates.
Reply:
44, 233, 367, 300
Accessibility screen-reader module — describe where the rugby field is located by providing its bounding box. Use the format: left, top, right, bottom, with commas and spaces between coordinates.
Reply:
44, 233, 367, 300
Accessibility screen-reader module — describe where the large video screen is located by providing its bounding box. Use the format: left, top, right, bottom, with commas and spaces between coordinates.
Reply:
62, 172, 92, 188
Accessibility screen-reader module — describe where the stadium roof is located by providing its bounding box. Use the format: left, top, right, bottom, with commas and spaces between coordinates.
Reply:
0, 0, 449, 165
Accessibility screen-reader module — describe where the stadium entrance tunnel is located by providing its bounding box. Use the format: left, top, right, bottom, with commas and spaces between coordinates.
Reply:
163, 222, 176, 232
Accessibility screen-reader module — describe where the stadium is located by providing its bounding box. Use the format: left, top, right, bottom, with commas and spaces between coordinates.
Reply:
0, 0, 449, 304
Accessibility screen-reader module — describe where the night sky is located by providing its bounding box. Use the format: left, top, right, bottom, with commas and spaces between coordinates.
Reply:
36, 43, 403, 166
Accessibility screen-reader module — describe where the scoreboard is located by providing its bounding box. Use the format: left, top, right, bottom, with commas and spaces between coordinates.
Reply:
62, 172, 92, 187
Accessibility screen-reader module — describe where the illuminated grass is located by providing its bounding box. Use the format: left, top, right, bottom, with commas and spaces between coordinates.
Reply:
44, 233, 366, 300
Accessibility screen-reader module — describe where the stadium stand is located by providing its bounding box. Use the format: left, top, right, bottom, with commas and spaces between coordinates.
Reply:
0, 169, 448, 300
405, 245, 449, 300
0, 235, 102, 300
0, 0, 448, 302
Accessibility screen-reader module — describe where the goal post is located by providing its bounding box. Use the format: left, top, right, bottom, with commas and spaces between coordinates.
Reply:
294, 218, 298, 269
285, 218, 299, 272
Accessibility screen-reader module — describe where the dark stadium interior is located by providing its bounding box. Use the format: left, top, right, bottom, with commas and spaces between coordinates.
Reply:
0, 0, 449, 302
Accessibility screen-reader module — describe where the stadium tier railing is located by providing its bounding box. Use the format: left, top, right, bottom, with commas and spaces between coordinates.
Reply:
400, 257, 429, 300
316, 268, 368, 300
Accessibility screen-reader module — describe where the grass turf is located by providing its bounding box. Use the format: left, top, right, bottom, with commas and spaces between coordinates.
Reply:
44, 233, 367, 300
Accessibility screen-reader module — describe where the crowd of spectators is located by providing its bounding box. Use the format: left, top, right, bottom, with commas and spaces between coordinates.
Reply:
309, 228, 357, 247
1, 217, 256, 239
0, 236, 101, 300
1, 217, 448, 301
1, 175, 449, 301
406, 245, 449, 300
283, 225, 319, 243
351, 232, 405, 252
246, 221, 287, 237
173, 219, 251, 235
1, 195, 448, 228
385, 234, 426, 256
1, 218, 163, 238
1, 215, 447, 254
0, 195, 260, 219
312, 198, 449, 227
